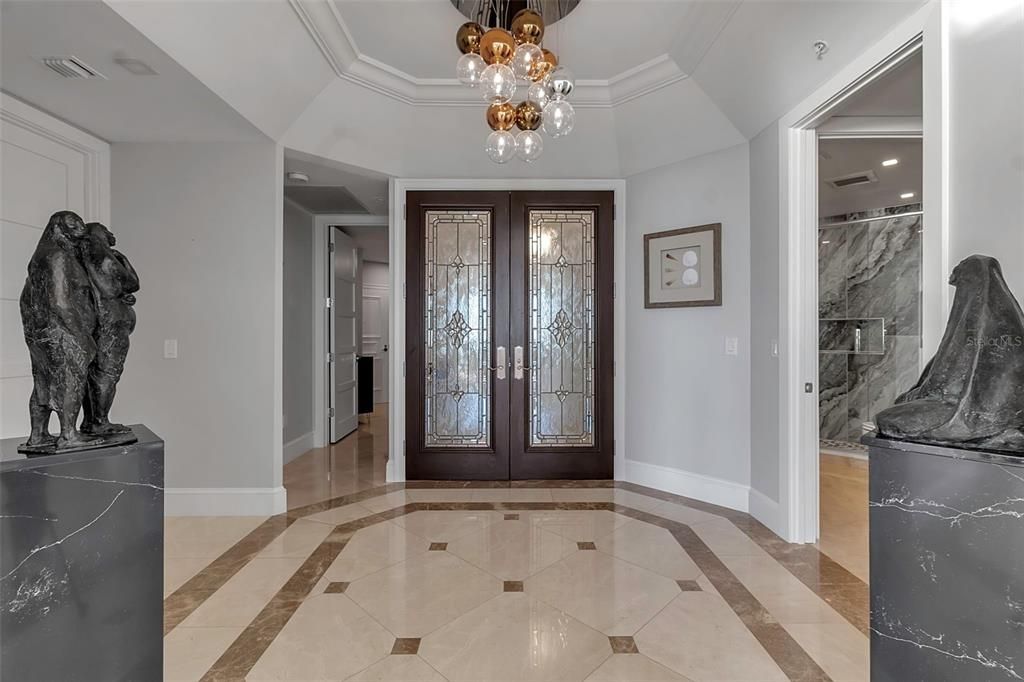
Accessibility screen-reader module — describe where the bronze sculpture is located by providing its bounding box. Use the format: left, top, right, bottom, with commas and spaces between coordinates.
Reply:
18, 211, 139, 454
875, 255, 1024, 454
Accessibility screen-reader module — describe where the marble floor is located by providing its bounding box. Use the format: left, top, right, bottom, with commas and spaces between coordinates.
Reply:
164, 478, 869, 681
817, 453, 869, 583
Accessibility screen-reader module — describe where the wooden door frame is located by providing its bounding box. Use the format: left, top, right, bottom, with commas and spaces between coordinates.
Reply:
388, 179, 626, 483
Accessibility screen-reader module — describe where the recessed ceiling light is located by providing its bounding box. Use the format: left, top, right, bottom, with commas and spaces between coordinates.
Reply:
882, 158, 899, 167
900, 192, 915, 199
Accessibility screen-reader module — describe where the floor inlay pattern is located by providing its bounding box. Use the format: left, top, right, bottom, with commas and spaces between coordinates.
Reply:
165, 482, 868, 681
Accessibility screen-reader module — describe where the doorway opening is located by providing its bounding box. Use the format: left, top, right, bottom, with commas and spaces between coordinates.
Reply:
405, 190, 614, 480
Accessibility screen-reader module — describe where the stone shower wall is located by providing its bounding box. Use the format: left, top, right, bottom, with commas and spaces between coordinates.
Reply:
818, 204, 922, 443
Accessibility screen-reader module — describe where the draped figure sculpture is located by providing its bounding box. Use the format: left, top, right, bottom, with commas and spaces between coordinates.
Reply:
18, 211, 139, 454
875, 255, 1024, 454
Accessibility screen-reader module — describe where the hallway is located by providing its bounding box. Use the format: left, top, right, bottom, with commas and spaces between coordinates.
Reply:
164, 478, 868, 681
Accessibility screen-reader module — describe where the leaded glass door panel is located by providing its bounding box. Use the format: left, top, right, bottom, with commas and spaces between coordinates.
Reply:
406, 192, 510, 479
406, 190, 613, 480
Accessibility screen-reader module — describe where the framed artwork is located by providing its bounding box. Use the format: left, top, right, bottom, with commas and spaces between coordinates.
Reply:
643, 223, 722, 308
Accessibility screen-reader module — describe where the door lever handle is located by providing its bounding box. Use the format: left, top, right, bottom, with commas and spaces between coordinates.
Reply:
488, 346, 507, 380
513, 345, 531, 380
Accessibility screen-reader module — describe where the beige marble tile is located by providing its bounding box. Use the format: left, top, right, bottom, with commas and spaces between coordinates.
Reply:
164, 556, 213, 597
594, 520, 701, 581
346, 550, 503, 637
180, 556, 306, 628
607, 490, 672, 515
687, 518, 770, 557
247, 594, 394, 681
636, 593, 787, 682
345, 655, 448, 681
525, 550, 680, 635
784, 621, 869, 682
257, 519, 334, 558
470, 488, 554, 502
549, 488, 616, 503
324, 520, 430, 583
392, 510, 502, 543
164, 516, 266, 558
520, 510, 630, 542
304, 503, 378, 527
446, 519, 579, 580
420, 593, 610, 682
649, 503, 723, 527
584, 654, 691, 681
163, 625, 243, 681
756, 588, 849, 626
360, 491, 416, 514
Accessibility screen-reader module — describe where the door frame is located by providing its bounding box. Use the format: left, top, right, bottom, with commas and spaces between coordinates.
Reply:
388, 179, 627, 483
777, 1, 948, 542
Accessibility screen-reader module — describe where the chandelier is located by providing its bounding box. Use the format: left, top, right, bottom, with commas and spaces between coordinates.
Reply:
453, 1, 577, 164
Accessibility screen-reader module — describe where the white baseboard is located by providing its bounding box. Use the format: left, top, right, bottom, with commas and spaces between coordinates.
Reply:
283, 431, 315, 464
748, 487, 782, 536
165, 486, 287, 516
624, 459, 749, 513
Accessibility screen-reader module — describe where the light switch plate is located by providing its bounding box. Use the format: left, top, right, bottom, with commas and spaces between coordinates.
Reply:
770, 339, 779, 357
725, 336, 739, 356
164, 339, 178, 359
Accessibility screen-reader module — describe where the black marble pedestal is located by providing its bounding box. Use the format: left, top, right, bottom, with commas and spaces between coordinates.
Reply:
1, 425, 163, 681
864, 435, 1024, 682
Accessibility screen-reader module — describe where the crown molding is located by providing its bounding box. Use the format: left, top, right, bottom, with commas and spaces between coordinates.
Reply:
288, 0, 689, 109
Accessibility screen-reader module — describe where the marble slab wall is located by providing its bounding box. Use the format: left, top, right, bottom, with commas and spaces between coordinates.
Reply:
819, 204, 922, 443
866, 436, 1024, 681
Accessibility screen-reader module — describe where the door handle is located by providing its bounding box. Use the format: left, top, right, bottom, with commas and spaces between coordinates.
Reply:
489, 346, 507, 380
513, 345, 531, 380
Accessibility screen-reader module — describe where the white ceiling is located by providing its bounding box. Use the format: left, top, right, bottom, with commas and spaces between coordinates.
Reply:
284, 148, 390, 215
819, 138, 922, 217
341, 225, 389, 263
0, 0, 930, 180
0, 0, 263, 142
829, 50, 923, 118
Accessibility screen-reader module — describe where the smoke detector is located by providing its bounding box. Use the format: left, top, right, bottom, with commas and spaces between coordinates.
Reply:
286, 171, 310, 183
40, 56, 106, 79
826, 170, 878, 190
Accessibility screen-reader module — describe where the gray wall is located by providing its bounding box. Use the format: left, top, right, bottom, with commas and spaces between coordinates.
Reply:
625, 143, 752, 489
283, 199, 314, 453
110, 141, 281, 495
748, 121, 781, 503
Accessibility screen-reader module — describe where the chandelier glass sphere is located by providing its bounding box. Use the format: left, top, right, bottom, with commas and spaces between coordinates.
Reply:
485, 130, 517, 164
453, 3, 577, 163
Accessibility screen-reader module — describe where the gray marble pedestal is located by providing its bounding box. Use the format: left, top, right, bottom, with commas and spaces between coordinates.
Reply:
1, 425, 163, 681
864, 434, 1024, 681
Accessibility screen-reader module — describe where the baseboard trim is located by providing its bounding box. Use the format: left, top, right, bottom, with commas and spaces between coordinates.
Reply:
165, 486, 287, 516
748, 487, 782, 536
283, 432, 315, 464
623, 459, 749, 513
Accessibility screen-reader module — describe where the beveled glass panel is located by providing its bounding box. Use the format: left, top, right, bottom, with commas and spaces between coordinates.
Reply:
424, 210, 491, 447
528, 210, 595, 447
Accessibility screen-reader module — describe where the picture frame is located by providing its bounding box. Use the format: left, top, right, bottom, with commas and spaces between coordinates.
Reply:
643, 223, 722, 308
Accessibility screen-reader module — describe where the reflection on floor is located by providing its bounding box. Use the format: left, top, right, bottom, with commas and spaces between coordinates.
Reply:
817, 453, 869, 583
164, 480, 869, 681
284, 405, 389, 510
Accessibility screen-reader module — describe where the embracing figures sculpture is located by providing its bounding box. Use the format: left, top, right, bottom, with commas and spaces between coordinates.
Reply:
18, 211, 139, 454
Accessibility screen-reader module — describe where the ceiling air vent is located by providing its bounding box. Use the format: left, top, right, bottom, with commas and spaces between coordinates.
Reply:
826, 170, 878, 190
40, 56, 106, 80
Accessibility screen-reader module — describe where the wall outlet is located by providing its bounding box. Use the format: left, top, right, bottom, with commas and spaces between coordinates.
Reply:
725, 336, 739, 356
164, 339, 178, 359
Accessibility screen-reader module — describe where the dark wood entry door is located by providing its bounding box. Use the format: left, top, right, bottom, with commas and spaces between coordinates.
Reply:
406, 191, 613, 480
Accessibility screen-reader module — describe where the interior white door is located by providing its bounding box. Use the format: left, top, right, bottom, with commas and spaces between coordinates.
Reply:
361, 277, 390, 404
0, 95, 108, 439
329, 228, 360, 442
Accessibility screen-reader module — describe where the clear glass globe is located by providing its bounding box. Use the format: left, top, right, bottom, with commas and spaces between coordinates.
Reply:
511, 43, 543, 81
549, 66, 575, 100
485, 130, 516, 163
542, 99, 575, 138
456, 53, 486, 87
515, 130, 543, 162
527, 79, 552, 107
480, 63, 516, 104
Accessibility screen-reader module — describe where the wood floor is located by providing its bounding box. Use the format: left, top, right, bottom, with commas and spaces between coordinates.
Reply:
816, 453, 869, 582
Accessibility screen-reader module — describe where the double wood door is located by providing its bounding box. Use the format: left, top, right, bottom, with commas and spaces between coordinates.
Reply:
406, 191, 613, 480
